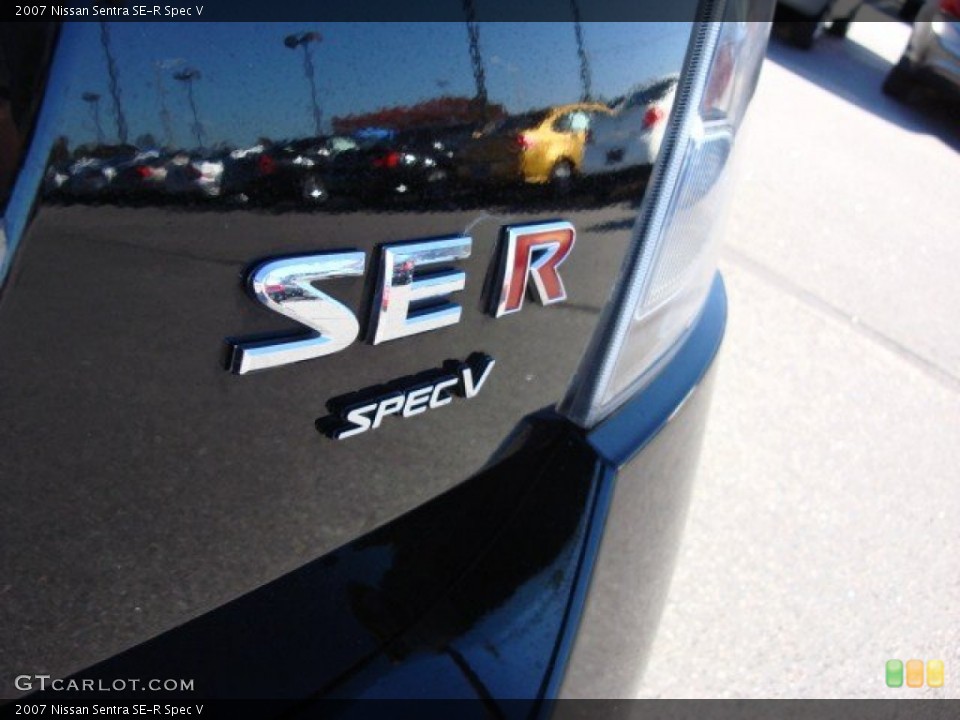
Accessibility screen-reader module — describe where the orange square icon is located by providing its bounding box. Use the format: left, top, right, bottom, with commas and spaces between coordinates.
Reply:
906, 659, 924, 687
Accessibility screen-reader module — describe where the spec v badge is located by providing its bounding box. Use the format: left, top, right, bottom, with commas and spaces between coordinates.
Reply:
316, 353, 495, 440
227, 220, 575, 374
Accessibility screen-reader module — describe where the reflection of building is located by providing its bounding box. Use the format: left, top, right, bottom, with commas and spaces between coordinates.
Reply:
331, 96, 505, 134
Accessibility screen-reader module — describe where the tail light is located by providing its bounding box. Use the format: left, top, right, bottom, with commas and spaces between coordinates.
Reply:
185, 164, 201, 180
941, 0, 960, 17
372, 151, 400, 169
643, 105, 666, 129
516, 133, 536, 150
264, 283, 286, 299
562, 17, 771, 426
258, 154, 277, 175
134, 165, 152, 179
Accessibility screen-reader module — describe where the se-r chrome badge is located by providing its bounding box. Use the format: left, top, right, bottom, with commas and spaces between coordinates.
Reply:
227, 220, 575, 374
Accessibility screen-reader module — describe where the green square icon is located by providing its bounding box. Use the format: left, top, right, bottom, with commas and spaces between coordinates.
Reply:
886, 659, 904, 688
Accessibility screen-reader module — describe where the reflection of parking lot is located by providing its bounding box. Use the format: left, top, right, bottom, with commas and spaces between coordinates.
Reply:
638, 20, 960, 698
44, 86, 677, 213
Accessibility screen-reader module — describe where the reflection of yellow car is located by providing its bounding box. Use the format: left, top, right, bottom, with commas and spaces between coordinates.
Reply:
458, 103, 612, 187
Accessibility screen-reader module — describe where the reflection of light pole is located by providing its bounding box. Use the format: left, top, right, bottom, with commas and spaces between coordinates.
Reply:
570, 0, 593, 101
284, 30, 323, 137
462, 0, 488, 106
173, 68, 204, 149
99, 22, 129, 143
81, 92, 104, 145
154, 60, 180, 148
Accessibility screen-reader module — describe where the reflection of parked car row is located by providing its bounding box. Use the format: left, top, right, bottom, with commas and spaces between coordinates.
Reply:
45, 146, 225, 200
771, 0, 960, 106
45, 83, 680, 208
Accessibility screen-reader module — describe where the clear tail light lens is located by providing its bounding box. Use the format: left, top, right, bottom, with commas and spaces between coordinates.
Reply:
562, 14, 771, 427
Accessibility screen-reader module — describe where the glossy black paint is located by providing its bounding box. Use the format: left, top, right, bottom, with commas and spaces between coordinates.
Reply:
25, 276, 725, 707
0, 0, 787, 697
1, 19, 700, 692
27, 411, 589, 701
0, 22, 58, 213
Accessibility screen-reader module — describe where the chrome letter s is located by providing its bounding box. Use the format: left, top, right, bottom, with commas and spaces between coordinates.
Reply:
229, 252, 366, 375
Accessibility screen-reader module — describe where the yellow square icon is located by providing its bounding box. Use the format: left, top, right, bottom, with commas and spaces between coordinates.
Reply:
906, 659, 924, 688
927, 660, 944, 688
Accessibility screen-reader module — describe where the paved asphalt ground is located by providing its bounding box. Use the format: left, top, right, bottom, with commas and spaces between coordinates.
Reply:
636, 18, 960, 698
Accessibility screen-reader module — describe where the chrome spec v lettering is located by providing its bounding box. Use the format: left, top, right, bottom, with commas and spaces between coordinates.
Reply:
228, 221, 575, 374
316, 353, 495, 440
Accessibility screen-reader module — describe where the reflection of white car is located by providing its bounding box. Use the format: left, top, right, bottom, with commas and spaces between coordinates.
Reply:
581, 76, 677, 178
164, 154, 225, 198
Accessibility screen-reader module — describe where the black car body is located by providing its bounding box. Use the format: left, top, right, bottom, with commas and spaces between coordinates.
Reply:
201, 130, 463, 207
0, 3, 772, 709
221, 138, 335, 205
323, 127, 464, 202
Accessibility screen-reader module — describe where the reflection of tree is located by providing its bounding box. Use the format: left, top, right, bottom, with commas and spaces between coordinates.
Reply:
98, 22, 128, 143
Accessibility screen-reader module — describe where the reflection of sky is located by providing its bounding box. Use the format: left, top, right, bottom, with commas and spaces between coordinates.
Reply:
61, 22, 690, 149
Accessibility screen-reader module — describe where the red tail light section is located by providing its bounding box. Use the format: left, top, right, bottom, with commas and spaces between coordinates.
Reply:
372, 151, 400, 169
941, 0, 960, 17
516, 133, 536, 150
258, 154, 277, 175
643, 106, 666, 129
